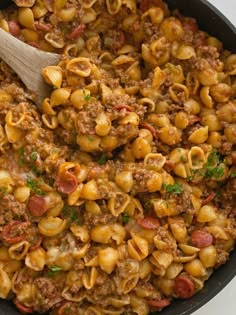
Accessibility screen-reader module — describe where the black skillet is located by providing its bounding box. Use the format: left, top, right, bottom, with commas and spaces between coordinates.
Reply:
0, 0, 235, 314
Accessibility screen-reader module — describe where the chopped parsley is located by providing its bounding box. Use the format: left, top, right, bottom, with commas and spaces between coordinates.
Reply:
121, 213, 129, 223
203, 150, 225, 179
27, 177, 45, 195
62, 205, 81, 225
231, 171, 236, 178
0, 187, 7, 196
83, 89, 91, 102
18, 147, 25, 166
48, 265, 63, 277
87, 135, 94, 142
31, 150, 38, 161
162, 182, 183, 194
97, 153, 107, 165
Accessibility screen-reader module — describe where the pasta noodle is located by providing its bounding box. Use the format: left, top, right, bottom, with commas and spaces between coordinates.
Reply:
0, 0, 235, 314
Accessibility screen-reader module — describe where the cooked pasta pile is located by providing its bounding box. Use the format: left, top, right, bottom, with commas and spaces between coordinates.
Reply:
0, 0, 235, 314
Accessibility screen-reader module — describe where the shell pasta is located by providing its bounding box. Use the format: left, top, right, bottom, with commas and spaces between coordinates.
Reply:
0, 0, 236, 314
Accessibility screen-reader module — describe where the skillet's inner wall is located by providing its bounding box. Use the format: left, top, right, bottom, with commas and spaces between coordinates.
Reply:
0, 1, 235, 315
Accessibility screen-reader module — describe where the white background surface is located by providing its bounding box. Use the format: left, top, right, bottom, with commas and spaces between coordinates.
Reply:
192, 1, 236, 315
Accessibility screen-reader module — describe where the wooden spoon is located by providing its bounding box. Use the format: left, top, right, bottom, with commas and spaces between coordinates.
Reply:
0, 28, 60, 105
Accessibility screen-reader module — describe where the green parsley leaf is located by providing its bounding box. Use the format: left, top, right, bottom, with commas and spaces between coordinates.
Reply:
202, 150, 225, 179
97, 153, 107, 165
48, 265, 63, 277
83, 89, 91, 102
62, 205, 81, 225
231, 171, 236, 178
27, 177, 46, 195
121, 213, 129, 223
162, 182, 183, 194
0, 187, 7, 196
31, 150, 38, 161
64, 307, 71, 315
50, 265, 63, 272
87, 135, 94, 142
18, 147, 25, 166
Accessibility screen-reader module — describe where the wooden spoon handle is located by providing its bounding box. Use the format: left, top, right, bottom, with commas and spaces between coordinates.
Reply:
0, 28, 60, 104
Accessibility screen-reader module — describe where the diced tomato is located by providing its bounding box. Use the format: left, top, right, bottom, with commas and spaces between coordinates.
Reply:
66, 24, 86, 40
55, 171, 78, 194
1, 221, 29, 244
147, 298, 171, 309
139, 122, 157, 139
138, 216, 160, 229
190, 230, 213, 248
28, 195, 47, 217
201, 191, 216, 206
15, 301, 34, 314
174, 275, 195, 299
8, 20, 20, 37
140, 0, 164, 12
113, 104, 132, 112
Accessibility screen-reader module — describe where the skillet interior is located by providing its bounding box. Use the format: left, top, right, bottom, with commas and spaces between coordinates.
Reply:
0, 0, 235, 314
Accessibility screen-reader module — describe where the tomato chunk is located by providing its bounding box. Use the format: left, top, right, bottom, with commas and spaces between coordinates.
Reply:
138, 216, 160, 229
28, 195, 47, 217
190, 230, 213, 248
147, 298, 171, 309
174, 275, 195, 299
1, 221, 29, 244
55, 171, 78, 194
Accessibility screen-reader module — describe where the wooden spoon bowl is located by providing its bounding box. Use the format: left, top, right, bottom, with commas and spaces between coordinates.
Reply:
0, 28, 60, 105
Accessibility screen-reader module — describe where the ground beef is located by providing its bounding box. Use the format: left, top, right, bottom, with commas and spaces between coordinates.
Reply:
196, 46, 220, 69
215, 248, 229, 268
0, 194, 28, 227
175, 190, 194, 214
33, 277, 63, 313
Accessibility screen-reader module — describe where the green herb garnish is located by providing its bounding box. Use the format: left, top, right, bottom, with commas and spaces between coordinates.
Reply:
48, 265, 63, 277
162, 182, 183, 194
97, 153, 107, 165
27, 177, 45, 195
62, 205, 81, 225
83, 89, 91, 102
0, 187, 7, 196
31, 150, 38, 161
204, 150, 225, 179
87, 135, 94, 142
231, 171, 236, 178
121, 213, 129, 223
